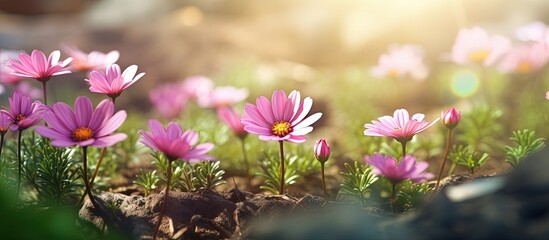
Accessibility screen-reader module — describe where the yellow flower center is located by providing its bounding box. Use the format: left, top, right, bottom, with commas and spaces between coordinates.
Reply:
14, 114, 25, 124
271, 121, 292, 137
516, 61, 532, 74
468, 50, 490, 63
72, 127, 94, 141
388, 69, 399, 78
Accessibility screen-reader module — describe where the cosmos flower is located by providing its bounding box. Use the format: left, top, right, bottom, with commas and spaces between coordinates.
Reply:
198, 86, 249, 108
86, 64, 145, 99
365, 153, 434, 183
515, 21, 548, 42
63, 45, 119, 72
441, 107, 461, 129
139, 119, 215, 162
6, 49, 72, 82
314, 139, 330, 164
149, 81, 188, 120
371, 44, 429, 81
35, 96, 127, 147
217, 106, 247, 138
0, 111, 11, 134
241, 89, 322, 143
364, 109, 439, 144
498, 43, 548, 74
0, 49, 24, 85
181, 75, 214, 100
450, 27, 511, 66
1, 91, 43, 131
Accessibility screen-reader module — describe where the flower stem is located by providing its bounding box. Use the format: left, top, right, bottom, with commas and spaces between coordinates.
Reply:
153, 159, 172, 240
0, 134, 4, 164
16, 130, 22, 198
278, 140, 285, 195
42, 81, 47, 105
89, 148, 107, 187
400, 141, 407, 161
320, 162, 327, 198
82, 147, 100, 211
435, 129, 453, 191
390, 182, 398, 212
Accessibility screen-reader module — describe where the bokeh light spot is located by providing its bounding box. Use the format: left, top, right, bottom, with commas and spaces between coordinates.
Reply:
451, 70, 479, 97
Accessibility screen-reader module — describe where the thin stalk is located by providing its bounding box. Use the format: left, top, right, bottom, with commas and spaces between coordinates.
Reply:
278, 140, 285, 195
82, 147, 100, 211
153, 159, 172, 240
16, 130, 22, 197
42, 81, 47, 105
390, 182, 398, 213
0, 134, 4, 161
89, 148, 107, 186
320, 162, 327, 198
435, 129, 453, 191
400, 141, 407, 161
240, 137, 249, 174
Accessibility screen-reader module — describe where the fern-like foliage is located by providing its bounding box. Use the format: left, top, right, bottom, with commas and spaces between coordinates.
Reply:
457, 106, 504, 154
257, 151, 299, 194
337, 161, 378, 206
134, 170, 160, 197
504, 129, 546, 167
195, 161, 226, 191
396, 182, 432, 211
448, 145, 489, 174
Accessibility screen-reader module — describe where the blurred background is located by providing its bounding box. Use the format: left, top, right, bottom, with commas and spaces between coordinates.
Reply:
2, 0, 549, 177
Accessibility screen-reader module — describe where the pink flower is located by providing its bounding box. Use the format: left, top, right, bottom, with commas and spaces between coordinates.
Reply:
0, 49, 24, 85
364, 109, 439, 143
217, 106, 247, 138
1, 91, 43, 131
86, 64, 145, 99
515, 21, 548, 42
241, 89, 322, 143
498, 43, 548, 74
63, 45, 119, 72
441, 107, 461, 129
149, 81, 188, 120
314, 139, 330, 163
14, 82, 42, 100
35, 96, 127, 147
139, 119, 215, 162
6, 49, 72, 82
198, 86, 249, 108
0, 111, 11, 134
365, 153, 434, 183
181, 75, 214, 100
450, 27, 511, 66
371, 44, 429, 81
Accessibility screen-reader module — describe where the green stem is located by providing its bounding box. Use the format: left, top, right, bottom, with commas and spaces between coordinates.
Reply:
400, 141, 407, 161
82, 147, 100, 211
278, 140, 285, 195
16, 130, 22, 198
42, 81, 47, 105
321, 162, 327, 198
153, 159, 172, 240
89, 148, 107, 186
435, 129, 453, 191
390, 182, 398, 212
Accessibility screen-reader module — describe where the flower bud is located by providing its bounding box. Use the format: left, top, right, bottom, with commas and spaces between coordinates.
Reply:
314, 139, 330, 164
442, 107, 461, 129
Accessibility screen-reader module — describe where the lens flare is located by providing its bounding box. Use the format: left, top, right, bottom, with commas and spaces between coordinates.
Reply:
451, 70, 479, 97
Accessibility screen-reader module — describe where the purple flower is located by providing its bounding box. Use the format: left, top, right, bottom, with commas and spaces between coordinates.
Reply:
241, 89, 322, 143
86, 64, 145, 99
1, 91, 43, 131
0, 111, 11, 134
365, 153, 434, 183
139, 119, 215, 162
35, 96, 127, 147
6, 49, 72, 82
149, 81, 189, 120
364, 109, 439, 144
